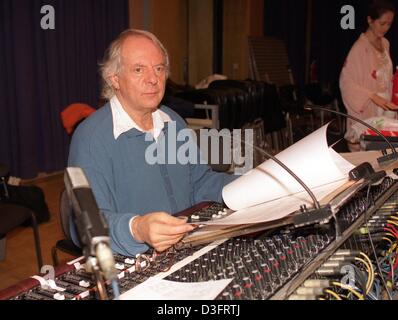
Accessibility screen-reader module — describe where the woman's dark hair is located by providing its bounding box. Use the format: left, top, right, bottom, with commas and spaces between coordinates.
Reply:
368, 0, 395, 20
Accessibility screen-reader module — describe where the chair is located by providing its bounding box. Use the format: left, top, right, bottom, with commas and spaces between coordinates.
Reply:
185, 104, 220, 130
0, 164, 43, 272
248, 36, 340, 144
51, 189, 82, 266
176, 87, 242, 130
304, 82, 343, 134
51, 103, 96, 266
164, 79, 220, 130
209, 79, 288, 154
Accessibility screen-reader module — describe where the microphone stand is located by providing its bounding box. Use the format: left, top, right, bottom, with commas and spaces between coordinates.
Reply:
82, 242, 115, 300
86, 252, 109, 300
64, 168, 119, 300
304, 105, 398, 165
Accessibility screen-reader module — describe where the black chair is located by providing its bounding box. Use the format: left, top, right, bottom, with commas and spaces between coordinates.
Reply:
51, 189, 82, 266
0, 164, 43, 272
248, 36, 316, 143
209, 79, 288, 152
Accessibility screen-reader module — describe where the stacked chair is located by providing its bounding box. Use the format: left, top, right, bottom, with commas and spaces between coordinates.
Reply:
248, 36, 342, 142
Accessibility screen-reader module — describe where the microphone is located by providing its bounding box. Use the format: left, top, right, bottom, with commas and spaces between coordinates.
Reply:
304, 105, 398, 165
64, 167, 117, 282
220, 131, 332, 223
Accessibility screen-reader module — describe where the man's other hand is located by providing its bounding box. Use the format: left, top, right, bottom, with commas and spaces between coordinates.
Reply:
131, 212, 196, 252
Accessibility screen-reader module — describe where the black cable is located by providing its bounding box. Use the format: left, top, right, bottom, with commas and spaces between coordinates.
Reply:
352, 265, 367, 297
364, 184, 393, 300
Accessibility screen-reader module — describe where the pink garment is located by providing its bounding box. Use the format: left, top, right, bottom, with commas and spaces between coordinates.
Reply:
339, 33, 393, 143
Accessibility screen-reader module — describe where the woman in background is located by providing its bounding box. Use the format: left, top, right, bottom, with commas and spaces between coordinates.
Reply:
340, 0, 397, 151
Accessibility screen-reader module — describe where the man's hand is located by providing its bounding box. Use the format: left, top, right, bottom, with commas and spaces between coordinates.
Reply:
370, 93, 398, 110
131, 212, 196, 252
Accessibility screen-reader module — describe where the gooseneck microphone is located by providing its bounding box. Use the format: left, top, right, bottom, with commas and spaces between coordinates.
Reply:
304, 105, 398, 165
64, 167, 118, 297
223, 131, 329, 215
248, 143, 322, 210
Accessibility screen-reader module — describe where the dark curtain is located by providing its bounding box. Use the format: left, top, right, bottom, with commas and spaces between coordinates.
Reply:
0, 0, 128, 179
311, 0, 369, 85
311, 0, 398, 85
264, 0, 308, 88
264, 0, 398, 88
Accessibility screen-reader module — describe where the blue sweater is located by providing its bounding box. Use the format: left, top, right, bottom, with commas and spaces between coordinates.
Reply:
68, 103, 236, 256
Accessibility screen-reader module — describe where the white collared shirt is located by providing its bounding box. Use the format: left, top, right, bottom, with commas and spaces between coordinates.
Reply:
110, 95, 171, 141
109, 95, 172, 241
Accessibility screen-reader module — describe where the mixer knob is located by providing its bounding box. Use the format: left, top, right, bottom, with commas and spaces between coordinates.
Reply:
290, 241, 304, 264
232, 284, 244, 300
268, 257, 281, 282
276, 251, 289, 277
242, 277, 255, 299
221, 291, 234, 300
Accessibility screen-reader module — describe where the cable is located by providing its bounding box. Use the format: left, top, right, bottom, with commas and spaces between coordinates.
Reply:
360, 252, 375, 291
387, 242, 397, 255
385, 232, 398, 241
282, 245, 339, 300
364, 184, 393, 300
355, 257, 372, 295
332, 281, 364, 300
386, 224, 398, 235
351, 264, 368, 298
324, 289, 342, 300
387, 220, 398, 228
382, 237, 393, 245
355, 257, 373, 294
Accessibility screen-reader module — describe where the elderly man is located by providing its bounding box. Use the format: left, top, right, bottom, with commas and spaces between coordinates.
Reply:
68, 29, 236, 256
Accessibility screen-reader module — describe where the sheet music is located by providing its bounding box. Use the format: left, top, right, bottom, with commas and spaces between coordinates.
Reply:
214, 124, 355, 225
202, 179, 346, 226
223, 124, 354, 211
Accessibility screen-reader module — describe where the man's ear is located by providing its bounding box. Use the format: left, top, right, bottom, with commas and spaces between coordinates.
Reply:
109, 74, 120, 91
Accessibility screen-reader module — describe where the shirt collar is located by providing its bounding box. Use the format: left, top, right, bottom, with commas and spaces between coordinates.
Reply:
110, 95, 171, 140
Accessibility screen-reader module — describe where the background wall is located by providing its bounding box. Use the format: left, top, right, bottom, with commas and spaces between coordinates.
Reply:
188, 0, 214, 86
129, 0, 263, 85
129, 0, 188, 84
223, 0, 263, 80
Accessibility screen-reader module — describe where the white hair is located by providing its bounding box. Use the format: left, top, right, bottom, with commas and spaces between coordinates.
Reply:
99, 29, 170, 100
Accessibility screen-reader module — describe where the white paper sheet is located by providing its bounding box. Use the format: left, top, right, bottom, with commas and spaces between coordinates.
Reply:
203, 179, 346, 225
222, 124, 354, 211
119, 278, 233, 300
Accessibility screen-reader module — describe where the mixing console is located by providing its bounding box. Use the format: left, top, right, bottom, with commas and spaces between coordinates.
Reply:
1, 177, 398, 300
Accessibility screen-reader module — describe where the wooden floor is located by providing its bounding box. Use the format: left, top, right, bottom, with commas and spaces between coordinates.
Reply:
0, 173, 76, 291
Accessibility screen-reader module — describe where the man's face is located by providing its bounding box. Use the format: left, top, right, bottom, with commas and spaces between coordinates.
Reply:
111, 36, 167, 114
